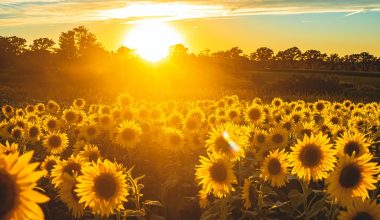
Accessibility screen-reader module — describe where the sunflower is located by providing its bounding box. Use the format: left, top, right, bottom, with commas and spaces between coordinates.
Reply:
327, 153, 379, 206
261, 149, 289, 187
0, 151, 50, 220
205, 122, 249, 161
24, 113, 39, 123
195, 153, 237, 198
79, 144, 102, 162
295, 122, 319, 139
73, 98, 86, 109
245, 104, 265, 124
183, 116, 202, 133
289, 133, 337, 182
98, 114, 114, 130
35, 103, 45, 114
115, 120, 142, 148
15, 109, 25, 117
2, 105, 14, 118
43, 132, 69, 154
43, 115, 61, 132
163, 127, 185, 151
10, 126, 23, 141
51, 155, 84, 188
24, 123, 42, 143
75, 159, 128, 217
242, 178, 253, 209
268, 126, 289, 149
25, 104, 35, 114
46, 100, 60, 113
59, 176, 85, 218
253, 129, 268, 148
118, 93, 134, 108
271, 97, 283, 108
0, 141, 19, 155
80, 123, 100, 141
166, 111, 184, 128
338, 199, 380, 220
335, 131, 371, 158
40, 155, 60, 178
62, 108, 78, 125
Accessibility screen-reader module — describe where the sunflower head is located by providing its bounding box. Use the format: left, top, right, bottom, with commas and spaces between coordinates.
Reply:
290, 132, 336, 182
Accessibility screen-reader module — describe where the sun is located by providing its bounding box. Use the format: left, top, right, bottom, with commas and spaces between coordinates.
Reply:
124, 21, 183, 62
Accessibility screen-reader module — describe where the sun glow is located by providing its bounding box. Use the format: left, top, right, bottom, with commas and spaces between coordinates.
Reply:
124, 21, 183, 62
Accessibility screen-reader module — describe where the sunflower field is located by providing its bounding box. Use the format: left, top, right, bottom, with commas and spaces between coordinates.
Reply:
0, 94, 379, 220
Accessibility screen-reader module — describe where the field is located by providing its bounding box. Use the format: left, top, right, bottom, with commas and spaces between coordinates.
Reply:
0, 68, 379, 220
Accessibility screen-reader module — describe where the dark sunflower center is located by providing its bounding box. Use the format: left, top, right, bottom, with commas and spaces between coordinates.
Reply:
344, 141, 361, 156
268, 158, 281, 175
330, 117, 339, 125
186, 119, 197, 130
47, 120, 57, 129
38, 106, 44, 111
29, 127, 39, 137
101, 116, 111, 125
283, 122, 291, 131
293, 115, 301, 123
94, 173, 117, 199
26, 106, 34, 112
0, 171, 17, 217
215, 136, 231, 153
63, 163, 81, 176
45, 161, 57, 174
248, 108, 261, 121
352, 212, 373, 220
87, 127, 97, 136
76, 114, 83, 123
121, 128, 136, 141
272, 134, 284, 144
88, 152, 99, 162
12, 129, 22, 139
76, 100, 83, 106
5, 106, 12, 113
316, 103, 324, 111
229, 111, 238, 119
209, 162, 227, 183
65, 112, 76, 122
169, 135, 181, 146
48, 136, 62, 148
339, 164, 361, 188
299, 144, 322, 168
256, 134, 265, 143
300, 129, 312, 138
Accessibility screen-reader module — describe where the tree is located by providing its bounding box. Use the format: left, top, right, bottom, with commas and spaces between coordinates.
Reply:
250, 47, 274, 68
302, 49, 326, 69
30, 38, 55, 53
169, 44, 189, 58
0, 36, 27, 67
73, 26, 102, 57
58, 30, 76, 60
358, 52, 375, 71
326, 53, 341, 70
276, 47, 302, 68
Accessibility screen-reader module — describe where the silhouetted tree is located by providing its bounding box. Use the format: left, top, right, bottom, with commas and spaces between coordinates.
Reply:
302, 49, 327, 69
0, 36, 27, 67
169, 44, 189, 58
250, 47, 274, 68
276, 47, 302, 68
58, 30, 76, 60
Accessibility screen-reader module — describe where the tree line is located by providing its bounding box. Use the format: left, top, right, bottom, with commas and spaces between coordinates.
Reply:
1, 26, 380, 73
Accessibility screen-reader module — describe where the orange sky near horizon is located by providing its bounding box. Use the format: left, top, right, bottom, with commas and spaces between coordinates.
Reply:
1, 1, 379, 56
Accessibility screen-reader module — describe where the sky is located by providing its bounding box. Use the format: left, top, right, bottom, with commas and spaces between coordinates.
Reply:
0, 0, 380, 56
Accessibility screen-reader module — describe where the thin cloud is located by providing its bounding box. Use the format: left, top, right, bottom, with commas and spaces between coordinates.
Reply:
0, 0, 379, 27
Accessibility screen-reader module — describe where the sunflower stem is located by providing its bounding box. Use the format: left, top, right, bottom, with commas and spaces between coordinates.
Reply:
221, 197, 228, 220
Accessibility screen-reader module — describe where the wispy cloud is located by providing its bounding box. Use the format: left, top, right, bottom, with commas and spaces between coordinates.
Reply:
0, 0, 379, 27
